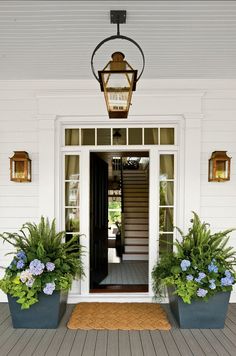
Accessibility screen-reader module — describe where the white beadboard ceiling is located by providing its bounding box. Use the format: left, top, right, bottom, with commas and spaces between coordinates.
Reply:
0, 1, 236, 80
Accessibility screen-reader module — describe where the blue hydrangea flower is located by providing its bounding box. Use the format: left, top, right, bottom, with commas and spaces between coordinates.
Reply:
43, 282, 55, 295
224, 270, 232, 278
29, 259, 45, 276
26, 279, 35, 288
221, 276, 234, 287
180, 260, 191, 271
16, 259, 25, 269
16, 251, 26, 261
197, 288, 208, 297
46, 262, 55, 272
209, 283, 216, 290
195, 272, 206, 283
208, 261, 218, 273
186, 274, 194, 281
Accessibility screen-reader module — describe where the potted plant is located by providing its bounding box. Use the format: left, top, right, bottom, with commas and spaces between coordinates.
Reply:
0, 217, 84, 329
152, 212, 236, 328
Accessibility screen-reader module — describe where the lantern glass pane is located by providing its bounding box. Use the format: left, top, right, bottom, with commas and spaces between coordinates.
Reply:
65, 156, 79, 180
216, 160, 227, 179
65, 129, 80, 145
15, 161, 25, 179
112, 128, 126, 145
104, 72, 133, 89
128, 128, 142, 145
97, 128, 111, 145
160, 128, 175, 145
144, 128, 158, 144
160, 155, 174, 179
65, 208, 80, 232
106, 90, 129, 111
81, 129, 95, 145
65, 182, 79, 206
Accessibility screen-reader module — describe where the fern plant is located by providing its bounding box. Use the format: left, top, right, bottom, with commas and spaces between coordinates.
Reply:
152, 212, 236, 303
0, 217, 84, 309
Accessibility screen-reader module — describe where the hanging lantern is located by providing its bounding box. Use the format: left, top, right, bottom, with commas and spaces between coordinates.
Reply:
91, 10, 145, 119
98, 52, 137, 118
208, 151, 231, 182
10, 151, 31, 182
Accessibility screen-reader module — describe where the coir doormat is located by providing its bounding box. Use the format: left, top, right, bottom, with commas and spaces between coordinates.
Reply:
67, 302, 171, 330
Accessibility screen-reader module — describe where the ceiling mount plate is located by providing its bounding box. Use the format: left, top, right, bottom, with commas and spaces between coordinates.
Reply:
110, 10, 126, 24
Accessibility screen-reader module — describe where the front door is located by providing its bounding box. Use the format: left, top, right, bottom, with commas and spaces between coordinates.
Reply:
90, 153, 108, 289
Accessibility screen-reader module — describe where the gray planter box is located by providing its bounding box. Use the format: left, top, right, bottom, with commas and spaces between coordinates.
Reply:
8, 291, 68, 329
168, 287, 230, 329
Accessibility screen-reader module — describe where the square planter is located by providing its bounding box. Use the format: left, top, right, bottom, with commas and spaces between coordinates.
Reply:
8, 291, 68, 329
168, 287, 230, 329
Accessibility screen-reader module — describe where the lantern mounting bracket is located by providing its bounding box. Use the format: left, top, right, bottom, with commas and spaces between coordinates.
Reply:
91, 10, 145, 83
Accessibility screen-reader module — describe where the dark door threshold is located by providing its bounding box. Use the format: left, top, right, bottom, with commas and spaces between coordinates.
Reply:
90, 284, 148, 293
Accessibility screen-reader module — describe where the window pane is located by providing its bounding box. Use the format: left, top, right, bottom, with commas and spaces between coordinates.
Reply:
128, 128, 142, 145
160, 128, 174, 145
65, 182, 79, 206
159, 233, 173, 254
160, 207, 173, 232
65, 156, 79, 180
65, 129, 80, 145
144, 128, 158, 144
112, 128, 126, 145
160, 181, 174, 206
81, 129, 95, 145
97, 128, 111, 145
160, 155, 174, 179
65, 208, 80, 232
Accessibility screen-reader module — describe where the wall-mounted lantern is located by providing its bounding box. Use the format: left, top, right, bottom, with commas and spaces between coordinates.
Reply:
91, 10, 145, 119
10, 151, 31, 182
208, 151, 231, 182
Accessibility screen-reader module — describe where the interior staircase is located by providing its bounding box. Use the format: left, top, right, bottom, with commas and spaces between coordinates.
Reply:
122, 169, 149, 261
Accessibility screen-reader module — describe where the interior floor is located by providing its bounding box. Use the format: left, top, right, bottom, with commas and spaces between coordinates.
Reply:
100, 260, 148, 285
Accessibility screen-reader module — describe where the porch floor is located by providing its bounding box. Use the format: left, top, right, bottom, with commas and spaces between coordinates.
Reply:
100, 261, 148, 285
1, 303, 236, 356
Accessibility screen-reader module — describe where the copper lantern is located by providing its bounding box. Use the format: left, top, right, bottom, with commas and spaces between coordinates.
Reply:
98, 52, 137, 118
208, 151, 231, 182
10, 151, 31, 182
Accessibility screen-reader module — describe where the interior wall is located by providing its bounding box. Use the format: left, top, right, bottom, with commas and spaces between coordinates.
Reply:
0, 80, 236, 301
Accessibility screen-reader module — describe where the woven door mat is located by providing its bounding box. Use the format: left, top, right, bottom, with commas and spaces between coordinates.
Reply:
67, 302, 171, 330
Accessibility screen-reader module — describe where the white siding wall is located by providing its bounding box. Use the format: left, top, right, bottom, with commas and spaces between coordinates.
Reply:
0, 80, 236, 301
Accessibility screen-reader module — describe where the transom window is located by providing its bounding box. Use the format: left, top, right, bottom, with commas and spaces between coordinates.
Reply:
65, 127, 175, 146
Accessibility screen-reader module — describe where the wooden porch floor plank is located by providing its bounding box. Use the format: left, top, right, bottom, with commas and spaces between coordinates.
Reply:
119, 330, 131, 356
179, 329, 206, 356
69, 330, 87, 356
7, 329, 35, 356
95, 330, 108, 356
107, 330, 119, 356
189, 329, 217, 355
82, 329, 97, 356
57, 329, 77, 356
200, 329, 230, 356
160, 330, 182, 356
209, 329, 236, 356
0, 303, 236, 355
170, 329, 194, 356
150, 331, 168, 356
19, 329, 46, 356
140, 331, 156, 356
129, 330, 144, 356
0, 329, 26, 356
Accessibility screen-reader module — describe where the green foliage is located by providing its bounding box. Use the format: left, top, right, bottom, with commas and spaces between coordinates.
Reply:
0, 217, 84, 309
152, 212, 236, 303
